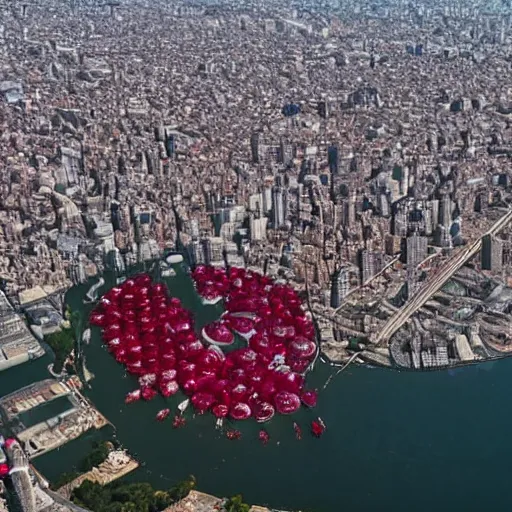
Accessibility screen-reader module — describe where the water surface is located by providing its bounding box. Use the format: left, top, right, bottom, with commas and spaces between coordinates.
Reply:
1, 268, 510, 512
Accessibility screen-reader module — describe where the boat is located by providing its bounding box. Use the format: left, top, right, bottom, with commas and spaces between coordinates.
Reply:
165, 252, 184, 265
156, 408, 171, 422
226, 429, 241, 440
258, 430, 270, 445
293, 422, 302, 441
311, 417, 326, 438
125, 390, 141, 404
172, 415, 186, 429
177, 399, 190, 414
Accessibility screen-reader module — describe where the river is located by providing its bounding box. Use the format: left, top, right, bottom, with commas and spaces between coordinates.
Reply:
1, 265, 511, 512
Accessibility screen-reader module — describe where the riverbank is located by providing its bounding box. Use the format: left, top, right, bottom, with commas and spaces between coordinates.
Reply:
57, 449, 139, 499
163, 490, 273, 512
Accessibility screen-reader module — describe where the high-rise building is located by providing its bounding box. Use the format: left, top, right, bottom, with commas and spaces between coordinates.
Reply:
481, 234, 503, 272
271, 185, 288, 228
328, 145, 339, 175
360, 250, 384, 283
250, 133, 260, 163
330, 268, 350, 308
249, 216, 268, 241
439, 195, 452, 227
406, 233, 428, 269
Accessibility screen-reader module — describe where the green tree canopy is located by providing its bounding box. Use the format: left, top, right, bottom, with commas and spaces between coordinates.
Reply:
225, 494, 251, 512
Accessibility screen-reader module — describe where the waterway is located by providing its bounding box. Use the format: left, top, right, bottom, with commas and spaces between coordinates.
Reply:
1, 266, 512, 511
17, 395, 75, 429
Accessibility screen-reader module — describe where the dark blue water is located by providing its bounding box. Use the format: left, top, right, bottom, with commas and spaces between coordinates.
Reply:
1, 268, 511, 512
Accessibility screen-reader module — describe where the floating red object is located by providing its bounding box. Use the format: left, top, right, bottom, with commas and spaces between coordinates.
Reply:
90, 313, 106, 327
159, 369, 177, 382
301, 389, 318, 408
226, 429, 241, 440
156, 408, 171, 421
160, 380, 179, 397
212, 403, 229, 418
191, 391, 216, 413
289, 337, 317, 359
182, 378, 197, 395
138, 373, 157, 388
288, 358, 311, 374
253, 401, 275, 423
125, 389, 141, 404
173, 415, 186, 429
273, 391, 301, 415
91, 266, 319, 427
202, 321, 234, 346
229, 402, 252, 420
230, 383, 248, 402
141, 387, 157, 401
224, 315, 255, 337
276, 371, 305, 394
311, 419, 326, 437
259, 429, 270, 445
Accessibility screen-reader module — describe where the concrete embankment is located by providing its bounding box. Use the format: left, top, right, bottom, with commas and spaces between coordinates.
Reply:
57, 450, 139, 500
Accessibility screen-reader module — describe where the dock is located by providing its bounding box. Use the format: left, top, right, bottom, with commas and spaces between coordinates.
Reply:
18, 401, 108, 459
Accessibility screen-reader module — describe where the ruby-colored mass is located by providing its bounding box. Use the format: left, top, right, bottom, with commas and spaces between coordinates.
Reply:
90, 266, 318, 422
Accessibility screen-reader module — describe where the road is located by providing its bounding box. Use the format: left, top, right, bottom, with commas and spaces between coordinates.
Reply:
375, 209, 512, 345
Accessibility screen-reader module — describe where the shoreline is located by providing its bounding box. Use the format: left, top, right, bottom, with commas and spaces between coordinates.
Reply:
56, 449, 140, 500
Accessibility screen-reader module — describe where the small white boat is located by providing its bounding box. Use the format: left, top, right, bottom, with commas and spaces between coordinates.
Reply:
178, 399, 190, 414
82, 328, 91, 345
165, 253, 184, 265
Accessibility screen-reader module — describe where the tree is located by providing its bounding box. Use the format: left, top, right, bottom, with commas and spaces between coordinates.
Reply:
225, 494, 251, 512
168, 475, 196, 503
153, 490, 172, 510
72, 480, 112, 511
45, 328, 74, 373
79, 441, 111, 472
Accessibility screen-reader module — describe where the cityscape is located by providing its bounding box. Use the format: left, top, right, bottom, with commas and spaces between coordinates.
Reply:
1, 0, 512, 510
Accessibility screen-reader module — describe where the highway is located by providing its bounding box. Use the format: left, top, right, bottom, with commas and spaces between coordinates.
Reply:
375, 209, 512, 345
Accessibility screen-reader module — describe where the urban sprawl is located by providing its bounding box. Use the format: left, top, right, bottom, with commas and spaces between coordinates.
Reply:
1, 0, 512, 509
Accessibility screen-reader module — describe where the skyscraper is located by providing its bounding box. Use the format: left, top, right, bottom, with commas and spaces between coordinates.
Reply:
330, 268, 350, 308
328, 145, 339, 175
406, 233, 428, 269
271, 181, 288, 228
481, 234, 503, 272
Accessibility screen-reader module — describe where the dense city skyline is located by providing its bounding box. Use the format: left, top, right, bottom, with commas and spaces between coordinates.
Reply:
2, 0, 512, 510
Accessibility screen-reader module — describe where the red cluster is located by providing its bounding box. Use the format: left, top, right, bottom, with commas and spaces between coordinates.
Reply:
0, 464, 8, 478
89, 268, 318, 422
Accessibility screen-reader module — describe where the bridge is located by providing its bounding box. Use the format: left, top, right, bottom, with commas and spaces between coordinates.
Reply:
4, 440, 35, 512
374, 208, 512, 345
